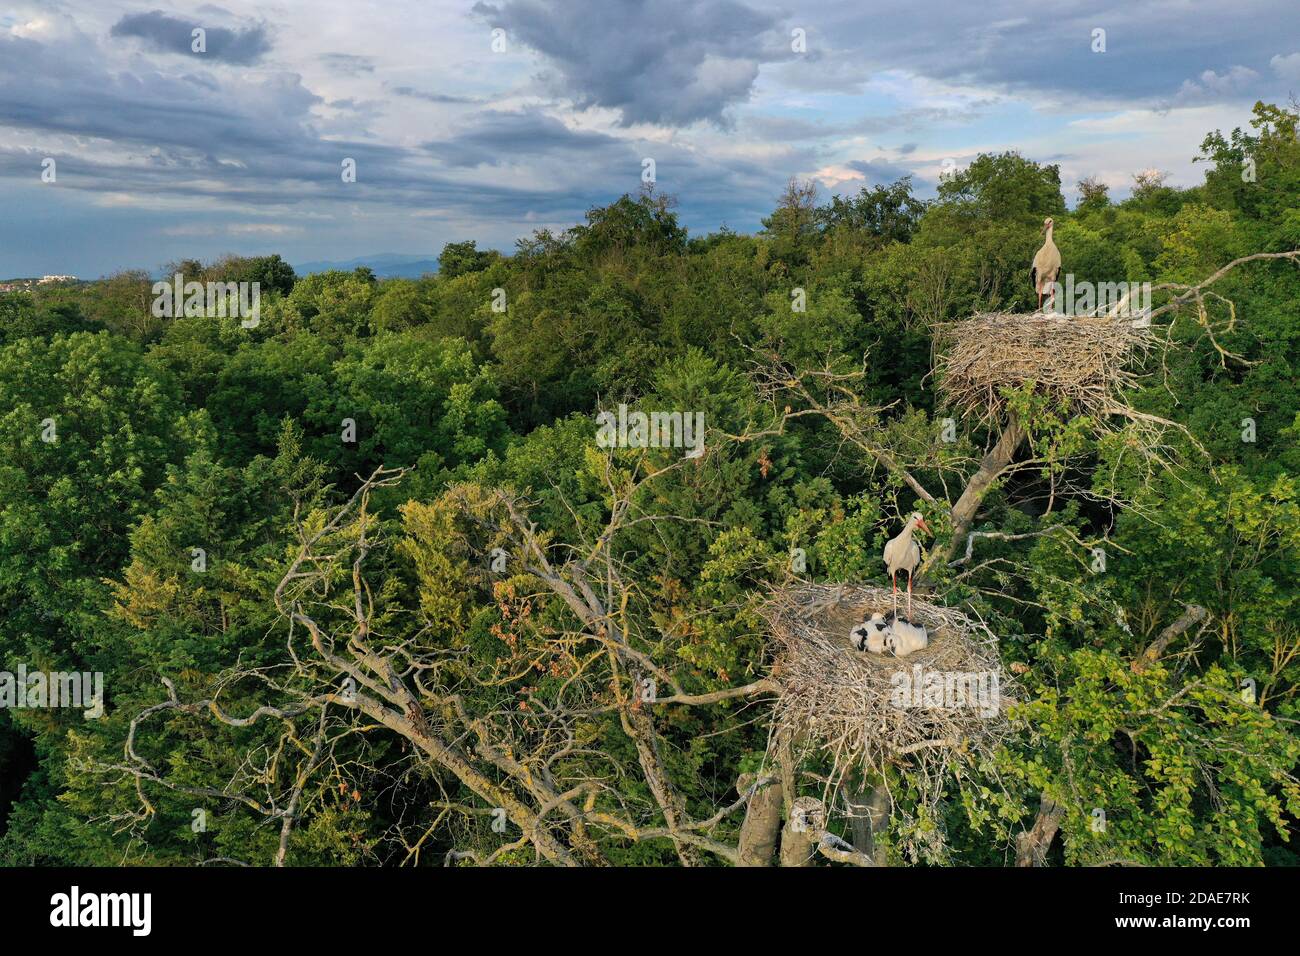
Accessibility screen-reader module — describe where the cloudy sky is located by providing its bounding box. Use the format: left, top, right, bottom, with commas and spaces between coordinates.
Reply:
2, 0, 1298, 277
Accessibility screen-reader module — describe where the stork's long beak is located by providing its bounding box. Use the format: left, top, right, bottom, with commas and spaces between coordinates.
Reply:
917, 517, 932, 535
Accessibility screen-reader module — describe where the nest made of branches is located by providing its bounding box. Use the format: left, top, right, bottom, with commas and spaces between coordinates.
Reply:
933, 312, 1154, 427
764, 584, 1018, 853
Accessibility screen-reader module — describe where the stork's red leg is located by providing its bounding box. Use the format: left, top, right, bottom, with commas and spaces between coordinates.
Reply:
907, 570, 913, 618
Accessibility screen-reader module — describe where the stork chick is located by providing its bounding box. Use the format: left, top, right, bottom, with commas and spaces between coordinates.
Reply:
850, 613, 888, 654
885, 617, 929, 658
883, 513, 931, 619
1031, 217, 1062, 312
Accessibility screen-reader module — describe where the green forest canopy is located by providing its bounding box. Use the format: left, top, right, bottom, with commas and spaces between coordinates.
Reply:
0, 101, 1298, 866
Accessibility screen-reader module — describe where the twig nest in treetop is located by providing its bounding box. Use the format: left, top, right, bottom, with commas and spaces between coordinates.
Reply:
763, 584, 1020, 857
933, 312, 1154, 427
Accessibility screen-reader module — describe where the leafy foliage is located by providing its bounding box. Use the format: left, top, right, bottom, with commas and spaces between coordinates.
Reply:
1, 102, 1297, 867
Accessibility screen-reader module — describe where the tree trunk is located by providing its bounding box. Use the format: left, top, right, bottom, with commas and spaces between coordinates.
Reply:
1015, 794, 1064, 867
736, 773, 783, 866
843, 777, 890, 865
779, 797, 825, 867
775, 729, 797, 820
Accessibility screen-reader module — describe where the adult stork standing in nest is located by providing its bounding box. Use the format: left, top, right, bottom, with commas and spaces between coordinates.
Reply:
1031, 217, 1062, 312
883, 512, 931, 619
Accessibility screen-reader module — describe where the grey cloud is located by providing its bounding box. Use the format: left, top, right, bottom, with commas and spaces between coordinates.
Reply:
110, 9, 270, 64
391, 86, 481, 105
472, 0, 789, 126
0, 27, 789, 257
742, 107, 990, 153
326, 97, 388, 116
742, 114, 836, 141
0, 31, 318, 155
776, 0, 1300, 110
853, 106, 996, 136
847, 158, 914, 184
422, 109, 630, 166
1163, 66, 1262, 109
322, 53, 376, 75
1273, 52, 1300, 83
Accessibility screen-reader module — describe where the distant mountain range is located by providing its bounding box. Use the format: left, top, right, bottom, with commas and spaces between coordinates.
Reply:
292, 254, 440, 278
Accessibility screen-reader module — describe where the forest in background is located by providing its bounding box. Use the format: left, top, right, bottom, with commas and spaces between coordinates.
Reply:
0, 100, 1297, 866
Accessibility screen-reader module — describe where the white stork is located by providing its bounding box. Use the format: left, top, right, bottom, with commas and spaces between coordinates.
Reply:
1031, 217, 1062, 312
883, 512, 931, 619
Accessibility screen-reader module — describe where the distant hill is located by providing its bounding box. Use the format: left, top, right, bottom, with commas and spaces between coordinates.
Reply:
292, 254, 440, 278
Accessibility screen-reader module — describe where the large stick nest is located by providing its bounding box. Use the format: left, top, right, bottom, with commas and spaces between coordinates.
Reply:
764, 584, 1019, 856
933, 312, 1153, 426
